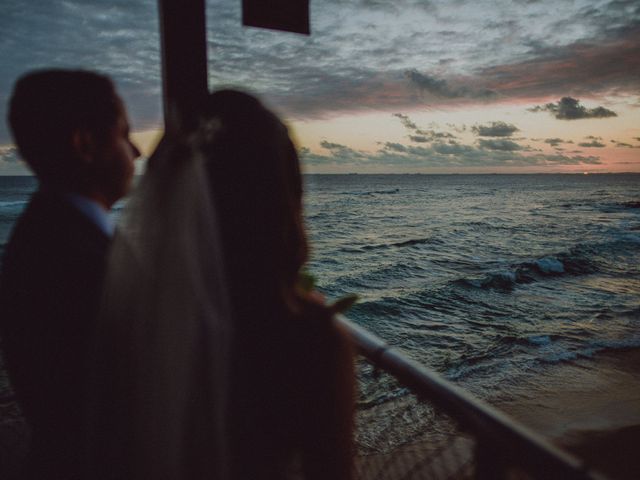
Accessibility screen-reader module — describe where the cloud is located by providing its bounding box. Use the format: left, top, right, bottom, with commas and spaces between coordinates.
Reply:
383, 142, 408, 153
480, 24, 640, 100
471, 121, 519, 137
320, 140, 347, 150
393, 113, 458, 143
405, 69, 495, 99
528, 97, 617, 120
302, 137, 601, 169
543, 138, 573, 147
0, 0, 162, 143
306, 140, 371, 164
429, 141, 477, 156
477, 139, 525, 151
320, 140, 368, 158
578, 136, 606, 147
392, 113, 418, 130
578, 136, 607, 148
1, 0, 638, 146
413, 130, 457, 142
447, 123, 466, 133
610, 140, 639, 148
404, 70, 456, 97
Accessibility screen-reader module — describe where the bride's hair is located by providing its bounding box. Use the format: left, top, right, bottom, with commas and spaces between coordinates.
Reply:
201, 90, 334, 477
191, 90, 354, 479
202, 90, 309, 312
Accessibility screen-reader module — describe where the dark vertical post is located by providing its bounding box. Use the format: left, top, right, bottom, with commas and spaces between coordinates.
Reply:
158, 0, 208, 128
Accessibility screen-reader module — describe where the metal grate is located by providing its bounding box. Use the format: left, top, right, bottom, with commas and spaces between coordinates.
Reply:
340, 315, 608, 480
355, 359, 475, 479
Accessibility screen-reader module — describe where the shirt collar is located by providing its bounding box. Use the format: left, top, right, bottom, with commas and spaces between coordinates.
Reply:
64, 192, 115, 237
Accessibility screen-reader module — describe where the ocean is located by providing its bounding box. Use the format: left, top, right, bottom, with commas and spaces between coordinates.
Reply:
302, 173, 640, 403
1, 173, 639, 411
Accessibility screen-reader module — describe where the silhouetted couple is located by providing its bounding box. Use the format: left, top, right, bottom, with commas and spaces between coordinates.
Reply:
0, 69, 354, 480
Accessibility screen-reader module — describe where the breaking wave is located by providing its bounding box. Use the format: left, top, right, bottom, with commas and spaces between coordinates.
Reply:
453, 252, 596, 292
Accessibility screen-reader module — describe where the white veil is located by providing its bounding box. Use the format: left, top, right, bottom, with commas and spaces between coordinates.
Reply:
87, 120, 232, 480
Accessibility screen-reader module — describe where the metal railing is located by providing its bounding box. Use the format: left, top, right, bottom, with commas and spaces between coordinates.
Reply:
0, 316, 612, 479
337, 315, 609, 480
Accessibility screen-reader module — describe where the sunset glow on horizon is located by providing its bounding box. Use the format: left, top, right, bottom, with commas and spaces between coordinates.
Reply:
290, 98, 640, 173
1, 0, 638, 174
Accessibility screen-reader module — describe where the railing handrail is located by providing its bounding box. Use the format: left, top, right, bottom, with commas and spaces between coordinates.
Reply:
336, 315, 609, 480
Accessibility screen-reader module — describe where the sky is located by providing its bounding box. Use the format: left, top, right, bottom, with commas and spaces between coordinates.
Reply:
0, 0, 639, 174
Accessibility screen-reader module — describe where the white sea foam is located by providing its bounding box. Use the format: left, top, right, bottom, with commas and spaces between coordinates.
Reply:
535, 257, 564, 274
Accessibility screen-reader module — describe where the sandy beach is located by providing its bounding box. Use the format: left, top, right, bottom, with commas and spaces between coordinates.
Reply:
355, 348, 640, 479
495, 348, 640, 479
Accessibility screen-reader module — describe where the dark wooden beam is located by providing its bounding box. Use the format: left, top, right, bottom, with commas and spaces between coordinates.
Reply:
157, 0, 310, 129
158, 0, 209, 128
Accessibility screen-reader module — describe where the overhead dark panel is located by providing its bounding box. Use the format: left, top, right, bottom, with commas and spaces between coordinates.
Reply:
242, 0, 310, 35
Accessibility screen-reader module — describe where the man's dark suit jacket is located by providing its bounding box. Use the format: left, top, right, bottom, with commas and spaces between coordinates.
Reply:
0, 190, 110, 479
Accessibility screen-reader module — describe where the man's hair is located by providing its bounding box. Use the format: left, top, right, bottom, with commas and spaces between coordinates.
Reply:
8, 69, 121, 184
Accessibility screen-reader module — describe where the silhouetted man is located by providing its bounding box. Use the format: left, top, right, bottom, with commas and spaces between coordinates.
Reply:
0, 69, 140, 479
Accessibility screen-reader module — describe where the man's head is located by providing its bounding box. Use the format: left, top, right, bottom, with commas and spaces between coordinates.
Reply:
8, 69, 140, 208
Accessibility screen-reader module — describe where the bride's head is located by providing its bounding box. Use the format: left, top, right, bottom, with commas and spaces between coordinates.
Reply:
201, 90, 308, 308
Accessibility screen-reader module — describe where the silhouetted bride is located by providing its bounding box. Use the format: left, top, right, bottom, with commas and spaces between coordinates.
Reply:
88, 90, 354, 480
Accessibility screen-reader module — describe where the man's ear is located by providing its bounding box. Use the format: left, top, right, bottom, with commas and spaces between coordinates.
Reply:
71, 129, 96, 164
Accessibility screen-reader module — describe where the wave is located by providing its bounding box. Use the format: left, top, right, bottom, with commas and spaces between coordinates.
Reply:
453, 252, 596, 292
347, 188, 400, 196
446, 332, 640, 381
454, 232, 640, 293
342, 236, 438, 252
536, 335, 640, 365
364, 237, 436, 251
557, 199, 640, 213
558, 201, 593, 209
